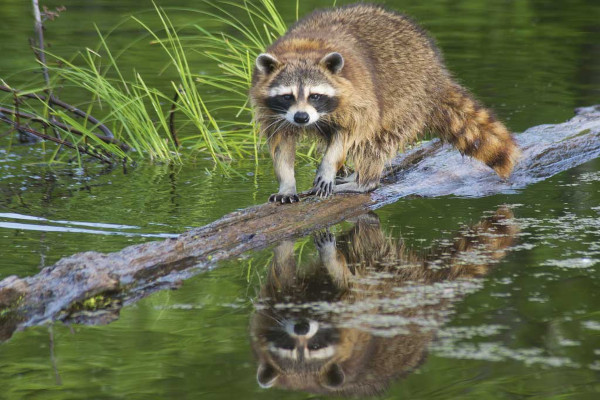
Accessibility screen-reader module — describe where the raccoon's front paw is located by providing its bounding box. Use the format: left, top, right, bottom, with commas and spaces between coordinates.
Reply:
310, 176, 334, 198
313, 230, 335, 249
268, 193, 300, 204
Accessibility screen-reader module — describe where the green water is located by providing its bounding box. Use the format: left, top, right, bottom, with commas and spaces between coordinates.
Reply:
1, 0, 599, 399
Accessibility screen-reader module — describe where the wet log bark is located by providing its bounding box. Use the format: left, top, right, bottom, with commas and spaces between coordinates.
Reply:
1, 105, 600, 340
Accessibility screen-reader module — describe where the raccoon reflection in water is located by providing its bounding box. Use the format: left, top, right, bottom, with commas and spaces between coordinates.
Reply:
250, 209, 517, 397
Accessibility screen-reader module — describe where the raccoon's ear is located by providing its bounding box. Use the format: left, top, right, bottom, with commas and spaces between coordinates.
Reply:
321, 363, 345, 389
319, 52, 344, 74
256, 53, 281, 74
257, 362, 279, 388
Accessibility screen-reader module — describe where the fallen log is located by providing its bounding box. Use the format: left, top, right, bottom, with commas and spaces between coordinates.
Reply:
1, 105, 599, 341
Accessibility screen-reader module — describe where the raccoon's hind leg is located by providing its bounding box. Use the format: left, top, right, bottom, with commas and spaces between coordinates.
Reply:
430, 84, 520, 179
335, 172, 356, 185
333, 142, 385, 193
310, 132, 346, 198
268, 133, 299, 204
333, 180, 378, 193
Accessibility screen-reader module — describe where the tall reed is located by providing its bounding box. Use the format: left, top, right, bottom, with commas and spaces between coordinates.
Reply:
2, 1, 306, 169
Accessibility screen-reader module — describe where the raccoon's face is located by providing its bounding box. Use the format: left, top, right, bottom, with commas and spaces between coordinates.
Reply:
263, 318, 339, 364
254, 52, 344, 128
253, 314, 345, 390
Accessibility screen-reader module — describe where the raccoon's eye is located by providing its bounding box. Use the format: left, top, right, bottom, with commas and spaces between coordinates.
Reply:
280, 342, 295, 350
308, 343, 327, 350
308, 94, 322, 100
281, 94, 294, 101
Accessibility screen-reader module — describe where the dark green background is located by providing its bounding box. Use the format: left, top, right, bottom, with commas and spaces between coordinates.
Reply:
1, 0, 599, 399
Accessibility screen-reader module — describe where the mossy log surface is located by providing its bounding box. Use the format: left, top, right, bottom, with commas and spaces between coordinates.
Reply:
1, 105, 599, 340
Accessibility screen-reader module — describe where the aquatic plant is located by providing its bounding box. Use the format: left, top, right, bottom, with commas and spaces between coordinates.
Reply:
0, 0, 302, 170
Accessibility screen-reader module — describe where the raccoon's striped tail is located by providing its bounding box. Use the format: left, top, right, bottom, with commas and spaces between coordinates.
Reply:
429, 84, 520, 179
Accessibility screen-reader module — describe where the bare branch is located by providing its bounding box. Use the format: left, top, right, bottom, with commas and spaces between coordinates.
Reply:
32, 0, 51, 90
0, 111, 113, 164
0, 106, 130, 151
0, 84, 115, 139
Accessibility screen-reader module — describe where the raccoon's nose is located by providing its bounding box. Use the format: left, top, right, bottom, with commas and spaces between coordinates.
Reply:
294, 111, 310, 124
293, 320, 310, 335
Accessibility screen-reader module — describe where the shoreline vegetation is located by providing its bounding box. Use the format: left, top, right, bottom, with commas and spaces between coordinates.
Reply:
0, 0, 309, 174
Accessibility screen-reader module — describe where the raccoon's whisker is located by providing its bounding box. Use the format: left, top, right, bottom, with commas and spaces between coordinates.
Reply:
254, 106, 287, 114
270, 120, 296, 141
269, 120, 289, 139
261, 309, 286, 326
263, 117, 286, 131
319, 116, 335, 129
263, 118, 285, 133
257, 114, 286, 125
278, 120, 295, 136
266, 120, 287, 142
263, 117, 286, 126
255, 107, 284, 117
314, 121, 326, 137
266, 120, 289, 139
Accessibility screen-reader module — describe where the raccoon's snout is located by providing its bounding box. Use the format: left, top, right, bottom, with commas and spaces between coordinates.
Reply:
294, 112, 310, 124
286, 105, 319, 126
293, 320, 311, 335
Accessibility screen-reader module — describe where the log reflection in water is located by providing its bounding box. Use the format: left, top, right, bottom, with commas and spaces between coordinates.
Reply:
250, 208, 518, 397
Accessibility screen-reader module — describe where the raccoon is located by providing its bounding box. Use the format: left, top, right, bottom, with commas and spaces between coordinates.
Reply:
250, 209, 518, 396
250, 4, 520, 203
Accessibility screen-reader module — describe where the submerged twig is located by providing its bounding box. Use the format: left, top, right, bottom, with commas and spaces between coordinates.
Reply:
0, 85, 115, 139
0, 112, 113, 164
12, 88, 33, 143
32, 1, 51, 89
168, 90, 181, 147
31, 0, 63, 140
0, 106, 130, 151
48, 325, 62, 385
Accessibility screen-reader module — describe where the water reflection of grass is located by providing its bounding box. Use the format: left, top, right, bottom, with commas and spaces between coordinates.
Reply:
4, 1, 299, 172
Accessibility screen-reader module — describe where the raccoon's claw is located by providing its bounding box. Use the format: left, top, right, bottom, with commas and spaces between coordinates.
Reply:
313, 230, 335, 248
310, 176, 334, 198
269, 193, 300, 204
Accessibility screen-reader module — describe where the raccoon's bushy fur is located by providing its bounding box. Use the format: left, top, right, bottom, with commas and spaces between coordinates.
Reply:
250, 4, 520, 202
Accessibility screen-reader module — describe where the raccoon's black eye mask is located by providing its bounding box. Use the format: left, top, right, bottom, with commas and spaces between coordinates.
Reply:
308, 94, 339, 114
265, 95, 295, 114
